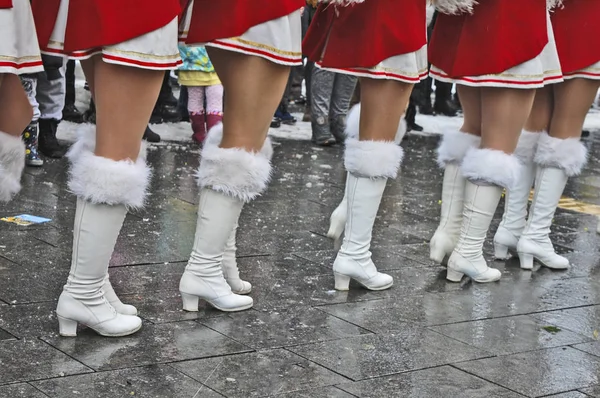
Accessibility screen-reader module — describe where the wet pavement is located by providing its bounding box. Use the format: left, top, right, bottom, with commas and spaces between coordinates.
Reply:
2, 130, 600, 397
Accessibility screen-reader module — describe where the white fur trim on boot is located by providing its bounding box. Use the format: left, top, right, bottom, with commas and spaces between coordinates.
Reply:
436, 130, 481, 168
204, 123, 274, 161
345, 104, 407, 144
320, 0, 365, 5
461, 148, 522, 189
433, 0, 477, 14
345, 139, 404, 179
514, 130, 541, 163
196, 142, 272, 203
0, 131, 25, 202
534, 132, 587, 177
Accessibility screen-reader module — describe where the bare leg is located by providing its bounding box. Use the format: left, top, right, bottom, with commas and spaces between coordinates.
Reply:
359, 78, 412, 141
82, 56, 163, 160
480, 87, 536, 153
525, 86, 553, 133
0, 74, 34, 136
208, 48, 290, 151
457, 85, 482, 136
550, 78, 600, 139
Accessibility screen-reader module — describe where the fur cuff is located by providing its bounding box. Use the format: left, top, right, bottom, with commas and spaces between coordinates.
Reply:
513, 130, 540, 163
203, 123, 273, 160
433, 0, 477, 14
67, 132, 151, 209
197, 144, 272, 203
0, 131, 25, 202
320, 0, 365, 5
345, 104, 407, 144
67, 124, 148, 163
461, 148, 521, 189
534, 132, 588, 177
436, 130, 480, 168
345, 139, 404, 179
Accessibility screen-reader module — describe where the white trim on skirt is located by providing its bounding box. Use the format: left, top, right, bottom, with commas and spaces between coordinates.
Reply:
430, 14, 563, 89
0, 0, 43, 75
564, 61, 600, 80
180, 2, 302, 67
316, 45, 429, 84
43, 0, 181, 71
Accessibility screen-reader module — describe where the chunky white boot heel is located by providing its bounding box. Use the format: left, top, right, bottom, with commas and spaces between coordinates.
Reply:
493, 243, 510, 260
518, 253, 535, 270
57, 316, 78, 337
430, 131, 481, 265
333, 273, 351, 291
445, 268, 464, 283
180, 293, 200, 312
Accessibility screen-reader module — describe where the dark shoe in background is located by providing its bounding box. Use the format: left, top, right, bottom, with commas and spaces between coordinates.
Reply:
143, 125, 161, 143
312, 121, 336, 147
38, 118, 67, 158
84, 99, 96, 124
63, 60, 84, 123
190, 114, 207, 144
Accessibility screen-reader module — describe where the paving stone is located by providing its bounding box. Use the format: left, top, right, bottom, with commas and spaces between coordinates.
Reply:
200, 307, 370, 349
531, 306, 600, 339
288, 325, 490, 381
429, 315, 591, 355
0, 383, 48, 398
0, 326, 13, 341
0, 339, 91, 384
573, 341, 600, 358
171, 349, 348, 398
337, 366, 524, 398
32, 364, 218, 398
544, 393, 592, 398
580, 385, 600, 397
42, 321, 251, 371
0, 302, 58, 338
106, 262, 186, 295
456, 347, 600, 397
124, 292, 224, 324
273, 386, 354, 397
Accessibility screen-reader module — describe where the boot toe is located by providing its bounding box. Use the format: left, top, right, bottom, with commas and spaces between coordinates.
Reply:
360, 273, 393, 291
230, 280, 252, 295
94, 314, 142, 337
210, 294, 253, 312
113, 302, 138, 316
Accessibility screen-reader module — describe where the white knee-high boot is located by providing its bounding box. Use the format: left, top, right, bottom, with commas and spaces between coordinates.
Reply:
326, 104, 407, 241
447, 148, 521, 283
56, 127, 149, 337
0, 131, 26, 202
332, 115, 404, 291
429, 130, 481, 264
179, 127, 272, 311
517, 133, 587, 270
493, 130, 540, 259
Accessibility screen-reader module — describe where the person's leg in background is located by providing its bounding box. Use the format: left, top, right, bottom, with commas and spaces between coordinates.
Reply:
434, 81, 459, 116
274, 75, 297, 125
19, 74, 43, 167
188, 85, 207, 144
151, 71, 181, 124
310, 66, 336, 146
63, 60, 84, 123
205, 84, 224, 131
37, 60, 68, 158
329, 73, 358, 143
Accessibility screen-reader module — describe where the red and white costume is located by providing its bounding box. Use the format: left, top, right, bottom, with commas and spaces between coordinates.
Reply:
303, 0, 428, 83
552, 0, 600, 80
180, 0, 304, 66
32, 0, 181, 70
0, 0, 43, 75
429, 0, 562, 88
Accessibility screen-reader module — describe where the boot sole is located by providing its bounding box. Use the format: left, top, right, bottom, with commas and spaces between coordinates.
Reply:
208, 302, 254, 312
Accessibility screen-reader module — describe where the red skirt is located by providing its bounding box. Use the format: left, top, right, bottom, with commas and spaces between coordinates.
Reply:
0, 0, 12, 8
429, 0, 548, 78
32, 0, 181, 52
184, 0, 304, 44
552, 0, 600, 75
303, 0, 427, 69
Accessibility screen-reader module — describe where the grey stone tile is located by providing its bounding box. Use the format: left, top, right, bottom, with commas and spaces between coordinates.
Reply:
42, 321, 251, 371
32, 364, 221, 398
0, 339, 91, 384
274, 386, 354, 397
124, 292, 223, 324
200, 307, 370, 349
337, 366, 524, 398
171, 349, 348, 398
288, 325, 490, 381
573, 341, 600, 358
531, 306, 600, 339
456, 347, 600, 397
0, 326, 14, 341
0, 301, 58, 338
0, 383, 48, 398
544, 393, 591, 398
429, 315, 591, 355
106, 262, 186, 295
580, 385, 600, 397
